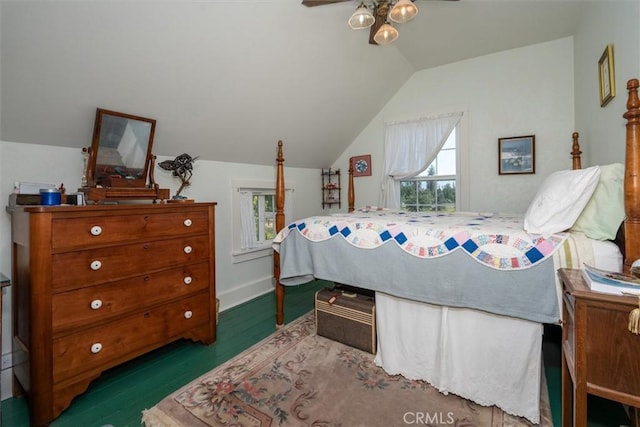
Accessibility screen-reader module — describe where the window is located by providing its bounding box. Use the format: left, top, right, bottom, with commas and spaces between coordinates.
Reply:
252, 192, 276, 244
400, 128, 457, 212
232, 179, 293, 264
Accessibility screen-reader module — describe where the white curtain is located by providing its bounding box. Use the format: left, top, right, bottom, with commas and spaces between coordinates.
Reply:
239, 190, 258, 250
239, 189, 293, 251
379, 112, 463, 209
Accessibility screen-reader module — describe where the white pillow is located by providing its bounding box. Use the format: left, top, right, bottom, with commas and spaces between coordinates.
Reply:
571, 163, 625, 240
524, 166, 601, 235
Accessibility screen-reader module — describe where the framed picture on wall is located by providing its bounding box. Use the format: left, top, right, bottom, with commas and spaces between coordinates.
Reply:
498, 135, 535, 175
598, 44, 616, 107
350, 154, 372, 177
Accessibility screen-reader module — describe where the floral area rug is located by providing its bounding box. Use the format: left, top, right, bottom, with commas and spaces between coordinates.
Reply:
142, 312, 552, 426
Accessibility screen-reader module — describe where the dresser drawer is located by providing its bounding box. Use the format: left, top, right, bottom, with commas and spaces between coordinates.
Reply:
52, 292, 211, 384
51, 235, 210, 291
586, 304, 640, 396
51, 209, 210, 250
52, 262, 211, 333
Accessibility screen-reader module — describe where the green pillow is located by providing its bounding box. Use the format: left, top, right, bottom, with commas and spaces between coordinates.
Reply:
571, 163, 625, 240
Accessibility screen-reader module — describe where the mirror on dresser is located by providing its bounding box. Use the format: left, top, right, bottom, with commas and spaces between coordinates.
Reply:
80, 108, 170, 203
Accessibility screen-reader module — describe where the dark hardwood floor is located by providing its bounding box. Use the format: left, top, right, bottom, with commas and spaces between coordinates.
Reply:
1, 281, 631, 426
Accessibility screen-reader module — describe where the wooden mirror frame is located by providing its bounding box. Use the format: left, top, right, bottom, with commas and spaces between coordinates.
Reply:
81, 108, 169, 203
87, 108, 156, 188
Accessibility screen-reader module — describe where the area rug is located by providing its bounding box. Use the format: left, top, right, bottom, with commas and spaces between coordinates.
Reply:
142, 312, 552, 426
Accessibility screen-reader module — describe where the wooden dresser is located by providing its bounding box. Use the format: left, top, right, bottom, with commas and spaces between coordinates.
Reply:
558, 268, 640, 427
8, 202, 216, 426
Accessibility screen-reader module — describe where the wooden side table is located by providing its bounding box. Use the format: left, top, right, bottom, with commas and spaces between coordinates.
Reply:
558, 268, 640, 427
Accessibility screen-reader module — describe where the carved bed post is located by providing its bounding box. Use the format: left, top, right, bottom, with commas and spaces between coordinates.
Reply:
348, 161, 355, 213
571, 132, 582, 170
275, 141, 286, 327
624, 79, 640, 273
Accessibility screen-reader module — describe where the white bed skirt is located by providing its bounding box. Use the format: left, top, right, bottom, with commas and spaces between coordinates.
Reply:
374, 292, 543, 424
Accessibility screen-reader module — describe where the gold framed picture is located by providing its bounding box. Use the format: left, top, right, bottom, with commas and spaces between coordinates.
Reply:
598, 44, 615, 107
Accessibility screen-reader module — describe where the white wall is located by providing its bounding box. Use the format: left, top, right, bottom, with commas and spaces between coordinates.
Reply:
333, 37, 575, 214
329, 0, 640, 215
0, 139, 321, 400
574, 0, 640, 166
0, 142, 87, 400
0, 142, 322, 306
1, 0, 637, 403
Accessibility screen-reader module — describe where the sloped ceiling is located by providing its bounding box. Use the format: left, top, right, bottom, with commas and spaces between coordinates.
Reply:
0, 0, 583, 168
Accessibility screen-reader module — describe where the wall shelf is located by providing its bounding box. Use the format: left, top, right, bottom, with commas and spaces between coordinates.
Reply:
321, 168, 341, 209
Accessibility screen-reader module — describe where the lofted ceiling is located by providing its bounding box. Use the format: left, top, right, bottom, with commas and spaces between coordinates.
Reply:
0, 0, 585, 169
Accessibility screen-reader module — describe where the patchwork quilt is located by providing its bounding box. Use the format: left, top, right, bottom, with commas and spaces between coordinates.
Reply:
274, 207, 567, 271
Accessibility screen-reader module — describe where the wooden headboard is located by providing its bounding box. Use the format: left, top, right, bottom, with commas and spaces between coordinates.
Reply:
273, 77, 640, 326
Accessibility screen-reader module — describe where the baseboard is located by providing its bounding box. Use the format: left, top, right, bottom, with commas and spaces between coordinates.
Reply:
217, 276, 273, 312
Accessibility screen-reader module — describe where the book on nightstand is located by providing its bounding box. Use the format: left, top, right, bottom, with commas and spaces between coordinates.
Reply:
581, 264, 640, 296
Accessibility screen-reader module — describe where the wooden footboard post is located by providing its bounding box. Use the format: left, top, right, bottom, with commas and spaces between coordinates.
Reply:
571, 132, 582, 170
624, 78, 640, 272
626, 72, 640, 405
275, 141, 286, 327
348, 161, 355, 213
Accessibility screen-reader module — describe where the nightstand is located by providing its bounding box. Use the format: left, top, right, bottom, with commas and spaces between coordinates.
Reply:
558, 268, 640, 427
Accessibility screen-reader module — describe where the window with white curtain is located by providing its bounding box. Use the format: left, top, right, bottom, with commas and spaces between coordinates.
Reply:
400, 127, 458, 212
380, 109, 468, 211
250, 191, 276, 245
232, 180, 293, 263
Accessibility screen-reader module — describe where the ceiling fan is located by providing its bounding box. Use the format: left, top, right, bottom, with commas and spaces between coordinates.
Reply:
302, 0, 459, 46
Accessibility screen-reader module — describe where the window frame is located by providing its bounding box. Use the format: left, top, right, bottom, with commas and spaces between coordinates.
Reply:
231, 179, 293, 264
401, 175, 458, 212
253, 191, 276, 246
398, 110, 469, 211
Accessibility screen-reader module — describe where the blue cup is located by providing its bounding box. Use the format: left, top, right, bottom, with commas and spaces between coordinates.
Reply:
40, 188, 61, 205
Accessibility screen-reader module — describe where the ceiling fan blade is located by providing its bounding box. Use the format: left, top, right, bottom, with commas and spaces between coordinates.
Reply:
301, 0, 351, 6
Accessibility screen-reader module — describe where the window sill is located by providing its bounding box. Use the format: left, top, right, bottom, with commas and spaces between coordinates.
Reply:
232, 246, 273, 264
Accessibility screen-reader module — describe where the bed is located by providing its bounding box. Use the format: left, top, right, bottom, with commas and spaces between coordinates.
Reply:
272, 78, 640, 423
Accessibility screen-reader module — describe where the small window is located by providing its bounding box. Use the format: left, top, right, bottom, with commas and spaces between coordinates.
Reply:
232, 180, 293, 264
400, 128, 458, 212
253, 192, 276, 244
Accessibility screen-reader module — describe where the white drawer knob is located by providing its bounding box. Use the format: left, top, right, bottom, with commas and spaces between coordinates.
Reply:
90, 260, 102, 271
184, 246, 192, 254
90, 226, 103, 236
184, 219, 192, 227
183, 276, 192, 285
184, 310, 193, 319
91, 343, 102, 354
90, 299, 103, 310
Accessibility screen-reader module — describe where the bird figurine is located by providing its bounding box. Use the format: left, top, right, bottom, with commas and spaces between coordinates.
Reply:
158, 153, 199, 199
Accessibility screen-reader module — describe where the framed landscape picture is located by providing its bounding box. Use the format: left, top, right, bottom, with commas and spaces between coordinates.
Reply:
498, 135, 535, 175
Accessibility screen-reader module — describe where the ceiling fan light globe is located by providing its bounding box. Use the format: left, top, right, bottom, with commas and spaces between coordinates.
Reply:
389, 0, 418, 24
373, 23, 399, 45
348, 5, 375, 29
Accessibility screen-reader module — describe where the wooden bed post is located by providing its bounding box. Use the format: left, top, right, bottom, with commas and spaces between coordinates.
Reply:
275, 140, 285, 327
571, 132, 582, 170
348, 160, 355, 213
624, 78, 640, 273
